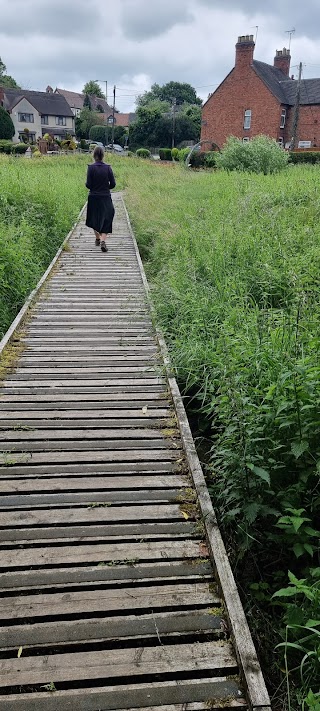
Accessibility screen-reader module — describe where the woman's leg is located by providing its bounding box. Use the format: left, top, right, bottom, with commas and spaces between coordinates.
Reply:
94, 230, 101, 240
100, 232, 108, 252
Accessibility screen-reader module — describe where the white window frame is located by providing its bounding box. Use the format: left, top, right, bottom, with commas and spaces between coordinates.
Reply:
243, 109, 251, 130
41, 115, 48, 125
242, 137, 250, 143
55, 116, 66, 126
280, 108, 286, 129
18, 112, 34, 123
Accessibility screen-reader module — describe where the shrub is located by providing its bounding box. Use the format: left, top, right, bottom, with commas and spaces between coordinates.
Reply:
0, 106, 15, 140
171, 147, 179, 161
159, 148, 172, 161
289, 151, 320, 164
12, 143, 28, 154
216, 135, 289, 174
189, 151, 217, 168
80, 139, 87, 150
204, 151, 217, 168
177, 147, 190, 162
89, 125, 108, 145
136, 148, 151, 158
32, 149, 42, 157
0, 139, 13, 154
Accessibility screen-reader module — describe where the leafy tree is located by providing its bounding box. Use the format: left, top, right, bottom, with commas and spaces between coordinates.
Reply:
82, 81, 104, 98
137, 81, 202, 107
89, 125, 109, 144
83, 94, 92, 110
75, 107, 104, 139
0, 57, 20, 88
0, 105, 15, 139
182, 104, 202, 135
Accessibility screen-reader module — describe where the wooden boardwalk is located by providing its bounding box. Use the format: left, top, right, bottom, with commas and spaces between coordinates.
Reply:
0, 195, 271, 710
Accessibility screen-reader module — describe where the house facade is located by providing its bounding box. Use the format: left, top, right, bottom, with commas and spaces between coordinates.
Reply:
1, 88, 75, 142
201, 35, 320, 150
54, 88, 136, 129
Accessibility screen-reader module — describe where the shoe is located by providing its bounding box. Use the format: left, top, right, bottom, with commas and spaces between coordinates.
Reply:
95, 237, 100, 246
101, 241, 108, 252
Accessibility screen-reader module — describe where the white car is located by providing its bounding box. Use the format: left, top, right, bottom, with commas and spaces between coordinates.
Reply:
106, 144, 124, 153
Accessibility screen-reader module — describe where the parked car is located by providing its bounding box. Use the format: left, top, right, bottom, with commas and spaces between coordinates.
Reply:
106, 144, 124, 153
89, 141, 104, 149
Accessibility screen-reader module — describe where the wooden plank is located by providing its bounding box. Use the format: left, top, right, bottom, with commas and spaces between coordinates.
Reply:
0, 407, 170, 420
0, 521, 193, 543
0, 676, 242, 711
0, 438, 176, 452
0, 582, 217, 619
0, 417, 169, 430
0, 503, 184, 528
0, 394, 168, 406
0, 641, 236, 688
0, 474, 185, 493
0, 427, 165, 441
0, 609, 222, 648
0, 449, 179, 465
0, 461, 177, 476
0, 487, 181, 507
0, 560, 212, 590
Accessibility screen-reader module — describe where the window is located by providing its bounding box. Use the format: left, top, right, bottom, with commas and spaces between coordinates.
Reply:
55, 116, 66, 126
278, 137, 284, 147
242, 137, 250, 142
41, 115, 48, 125
107, 115, 114, 125
18, 112, 34, 123
280, 108, 286, 128
243, 109, 251, 129
19, 132, 36, 143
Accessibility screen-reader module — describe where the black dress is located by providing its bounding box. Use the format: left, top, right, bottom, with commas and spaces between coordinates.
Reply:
85, 161, 116, 234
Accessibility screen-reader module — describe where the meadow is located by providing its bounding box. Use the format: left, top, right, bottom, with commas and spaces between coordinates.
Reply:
1, 153, 319, 709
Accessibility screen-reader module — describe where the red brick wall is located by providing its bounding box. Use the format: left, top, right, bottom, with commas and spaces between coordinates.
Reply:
286, 105, 320, 147
201, 63, 284, 149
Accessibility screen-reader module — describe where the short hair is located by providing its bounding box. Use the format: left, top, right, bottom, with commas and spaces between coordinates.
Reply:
93, 146, 104, 161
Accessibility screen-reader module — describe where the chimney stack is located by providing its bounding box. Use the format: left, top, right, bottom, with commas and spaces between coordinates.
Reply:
274, 48, 291, 76
235, 34, 255, 69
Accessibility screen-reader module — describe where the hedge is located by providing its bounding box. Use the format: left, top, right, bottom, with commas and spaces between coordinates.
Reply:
289, 151, 320, 164
159, 148, 172, 161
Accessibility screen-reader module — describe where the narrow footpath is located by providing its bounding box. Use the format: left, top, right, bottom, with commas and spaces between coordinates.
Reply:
0, 195, 271, 710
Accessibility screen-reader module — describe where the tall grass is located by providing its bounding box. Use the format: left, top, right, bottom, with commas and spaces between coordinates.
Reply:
122, 159, 320, 710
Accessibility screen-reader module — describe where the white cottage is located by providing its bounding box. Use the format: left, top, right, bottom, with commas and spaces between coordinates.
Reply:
1, 87, 75, 143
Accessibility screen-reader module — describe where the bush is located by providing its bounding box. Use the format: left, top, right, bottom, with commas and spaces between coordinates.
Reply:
0, 106, 15, 140
136, 148, 151, 158
171, 147, 179, 161
12, 143, 28, 154
61, 139, 77, 151
189, 151, 217, 169
216, 135, 289, 174
204, 151, 217, 168
177, 147, 190, 162
159, 148, 172, 161
289, 151, 320, 164
0, 139, 13, 154
89, 125, 108, 145
80, 139, 87, 150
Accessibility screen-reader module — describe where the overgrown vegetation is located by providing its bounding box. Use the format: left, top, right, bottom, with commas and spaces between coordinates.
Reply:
122, 159, 320, 710
216, 135, 289, 173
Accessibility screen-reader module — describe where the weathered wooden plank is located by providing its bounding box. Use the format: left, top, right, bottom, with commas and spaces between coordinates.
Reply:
0, 520, 193, 543
0, 503, 184, 528
0, 417, 168, 430
0, 540, 202, 570
0, 641, 235, 688
0, 582, 216, 619
0, 448, 179, 465
0, 427, 165, 442
0, 438, 176, 452
0, 461, 177, 476
0, 676, 242, 711
0, 487, 181, 507
0, 560, 212, 590
0, 474, 185, 493
0, 609, 221, 648
0, 407, 170, 420
0, 395, 168, 407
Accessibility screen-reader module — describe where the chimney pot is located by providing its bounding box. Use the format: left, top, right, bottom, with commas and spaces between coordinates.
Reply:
274, 48, 291, 76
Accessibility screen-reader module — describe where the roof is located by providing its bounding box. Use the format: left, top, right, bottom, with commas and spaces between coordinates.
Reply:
56, 88, 113, 113
253, 61, 289, 103
2, 88, 74, 116
114, 112, 136, 127
253, 61, 320, 106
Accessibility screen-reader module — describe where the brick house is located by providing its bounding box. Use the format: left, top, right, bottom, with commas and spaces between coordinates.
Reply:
0, 87, 75, 142
201, 35, 320, 150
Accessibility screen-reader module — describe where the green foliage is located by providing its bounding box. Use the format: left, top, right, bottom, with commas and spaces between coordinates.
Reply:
137, 81, 202, 107
216, 135, 289, 174
0, 106, 15, 140
159, 148, 172, 161
12, 143, 28, 154
113, 126, 127, 146
171, 147, 179, 160
83, 93, 92, 110
61, 139, 77, 151
136, 148, 151, 158
76, 107, 104, 139
129, 97, 200, 149
189, 151, 217, 168
0, 56, 20, 88
82, 80, 104, 99
0, 139, 14, 153
289, 151, 320, 164
89, 125, 108, 144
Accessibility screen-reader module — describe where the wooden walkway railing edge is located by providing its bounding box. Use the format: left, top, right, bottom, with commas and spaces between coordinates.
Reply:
122, 197, 271, 711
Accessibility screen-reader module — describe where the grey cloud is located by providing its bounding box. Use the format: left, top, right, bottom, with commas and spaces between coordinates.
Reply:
0, 0, 100, 37
120, 0, 192, 39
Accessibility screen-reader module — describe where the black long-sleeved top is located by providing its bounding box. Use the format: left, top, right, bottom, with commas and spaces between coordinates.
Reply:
86, 161, 116, 196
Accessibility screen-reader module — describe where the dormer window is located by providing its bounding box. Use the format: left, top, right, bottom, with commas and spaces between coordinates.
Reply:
243, 109, 251, 129
280, 108, 286, 128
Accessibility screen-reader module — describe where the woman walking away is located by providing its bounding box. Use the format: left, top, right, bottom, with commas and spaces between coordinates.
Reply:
85, 146, 116, 253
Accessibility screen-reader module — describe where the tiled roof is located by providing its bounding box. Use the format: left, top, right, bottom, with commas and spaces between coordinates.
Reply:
253, 61, 320, 106
2, 88, 74, 116
56, 88, 113, 113
114, 113, 136, 126
252, 61, 289, 103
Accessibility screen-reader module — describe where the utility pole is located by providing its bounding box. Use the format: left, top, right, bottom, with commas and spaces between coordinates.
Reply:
111, 85, 116, 150
172, 97, 177, 148
291, 62, 302, 149
105, 81, 108, 104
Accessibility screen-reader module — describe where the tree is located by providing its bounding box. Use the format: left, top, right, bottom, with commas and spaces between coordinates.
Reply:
89, 125, 109, 144
137, 81, 202, 107
82, 81, 104, 98
0, 105, 15, 139
182, 104, 202, 135
75, 107, 104, 139
0, 57, 20, 88
83, 94, 92, 110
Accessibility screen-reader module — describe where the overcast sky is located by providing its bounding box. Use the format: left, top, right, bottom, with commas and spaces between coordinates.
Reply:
1, 0, 320, 111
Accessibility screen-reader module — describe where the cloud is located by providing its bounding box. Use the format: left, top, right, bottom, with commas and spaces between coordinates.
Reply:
0, 0, 100, 37
120, 0, 192, 39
